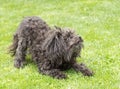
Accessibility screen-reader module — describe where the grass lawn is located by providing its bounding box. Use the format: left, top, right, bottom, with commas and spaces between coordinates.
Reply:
0, 0, 120, 89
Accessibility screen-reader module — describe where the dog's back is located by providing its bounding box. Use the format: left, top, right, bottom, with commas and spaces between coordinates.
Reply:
9, 16, 50, 56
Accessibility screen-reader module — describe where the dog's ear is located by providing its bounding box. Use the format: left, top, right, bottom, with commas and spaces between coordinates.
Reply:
42, 30, 67, 58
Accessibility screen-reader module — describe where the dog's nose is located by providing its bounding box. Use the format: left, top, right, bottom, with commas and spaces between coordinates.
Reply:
79, 37, 83, 42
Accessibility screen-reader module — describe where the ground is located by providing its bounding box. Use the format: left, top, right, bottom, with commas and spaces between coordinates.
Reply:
0, 0, 120, 89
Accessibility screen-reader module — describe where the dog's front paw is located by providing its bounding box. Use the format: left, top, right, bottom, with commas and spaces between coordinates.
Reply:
77, 63, 94, 76
50, 69, 67, 79
82, 69, 94, 76
14, 59, 27, 68
54, 72, 67, 79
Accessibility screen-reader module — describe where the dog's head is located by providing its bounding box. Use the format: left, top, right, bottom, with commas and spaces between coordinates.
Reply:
43, 26, 84, 63
62, 28, 84, 58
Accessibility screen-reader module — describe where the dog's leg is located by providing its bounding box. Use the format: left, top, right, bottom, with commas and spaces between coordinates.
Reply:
38, 61, 67, 79
14, 37, 27, 68
40, 69, 67, 79
72, 63, 94, 76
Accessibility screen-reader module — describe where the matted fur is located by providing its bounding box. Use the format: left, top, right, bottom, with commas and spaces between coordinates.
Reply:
9, 16, 93, 79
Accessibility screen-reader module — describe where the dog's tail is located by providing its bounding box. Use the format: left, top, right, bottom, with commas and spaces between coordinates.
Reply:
9, 33, 18, 56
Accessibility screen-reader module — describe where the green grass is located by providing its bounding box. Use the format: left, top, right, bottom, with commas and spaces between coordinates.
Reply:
0, 0, 120, 89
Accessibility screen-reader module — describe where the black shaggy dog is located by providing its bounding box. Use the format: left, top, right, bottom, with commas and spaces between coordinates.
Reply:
9, 16, 93, 79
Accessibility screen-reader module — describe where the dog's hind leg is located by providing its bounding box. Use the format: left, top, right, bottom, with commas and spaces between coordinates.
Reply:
37, 61, 67, 79
14, 37, 27, 68
72, 63, 94, 76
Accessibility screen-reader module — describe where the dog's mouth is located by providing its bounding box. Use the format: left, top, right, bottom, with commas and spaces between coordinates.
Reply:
73, 52, 80, 57
65, 40, 82, 61
68, 40, 83, 57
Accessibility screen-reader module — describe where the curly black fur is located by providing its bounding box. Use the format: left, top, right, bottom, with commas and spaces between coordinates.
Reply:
9, 16, 93, 79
